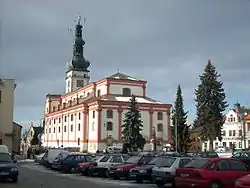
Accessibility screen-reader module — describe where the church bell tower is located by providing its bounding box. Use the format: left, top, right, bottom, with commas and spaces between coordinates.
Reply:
65, 16, 90, 94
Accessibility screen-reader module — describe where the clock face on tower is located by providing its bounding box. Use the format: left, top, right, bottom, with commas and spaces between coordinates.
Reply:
77, 80, 84, 87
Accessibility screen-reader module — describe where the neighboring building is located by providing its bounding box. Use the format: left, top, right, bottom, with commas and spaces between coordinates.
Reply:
12, 122, 22, 153
0, 78, 16, 151
244, 114, 250, 148
188, 127, 202, 153
202, 103, 250, 150
21, 123, 43, 154
43, 17, 172, 153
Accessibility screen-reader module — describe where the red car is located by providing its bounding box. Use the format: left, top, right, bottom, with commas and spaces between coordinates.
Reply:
175, 158, 250, 188
76, 156, 100, 175
235, 174, 250, 188
109, 155, 156, 179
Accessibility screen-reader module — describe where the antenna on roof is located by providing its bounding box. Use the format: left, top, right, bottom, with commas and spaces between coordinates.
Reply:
117, 68, 120, 73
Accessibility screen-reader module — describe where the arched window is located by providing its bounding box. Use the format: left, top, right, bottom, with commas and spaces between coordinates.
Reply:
71, 124, 73, 132
106, 122, 113, 131
97, 89, 101, 97
107, 110, 113, 118
58, 127, 61, 133
78, 123, 81, 131
157, 123, 163, 132
64, 126, 67, 132
71, 114, 74, 121
53, 127, 56, 133
157, 112, 163, 120
122, 88, 131, 96
64, 116, 67, 122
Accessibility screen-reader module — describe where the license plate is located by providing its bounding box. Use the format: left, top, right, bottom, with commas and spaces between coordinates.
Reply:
130, 174, 136, 177
155, 177, 162, 180
93, 173, 98, 175
109, 171, 114, 174
181, 173, 189, 177
0, 172, 9, 175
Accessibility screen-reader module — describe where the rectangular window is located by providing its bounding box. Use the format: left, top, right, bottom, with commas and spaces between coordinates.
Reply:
0, 139, 2, 144
64, 126, 66, 132
229, 130, 232, 136
233, 130, 236, 136
71, 124, 73, 132
239, 130, 242, 137
79, 113, 81, 120
78, 123, 81, 131
78, 138, 80, 146
248, 123, 250, 132
0, 90, 2, 103
93, 111, 95, 118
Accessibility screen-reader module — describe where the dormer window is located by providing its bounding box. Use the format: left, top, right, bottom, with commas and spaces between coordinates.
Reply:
122, 88, 131, 96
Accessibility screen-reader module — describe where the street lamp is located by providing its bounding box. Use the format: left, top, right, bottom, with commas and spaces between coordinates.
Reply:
243, 112, 248, 149
152, 126, 156, 151
175, 117, 178, 152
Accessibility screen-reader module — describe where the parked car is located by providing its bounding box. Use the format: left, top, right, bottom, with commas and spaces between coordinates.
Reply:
77, 155, 102, 175
195, 151, 219, 158
88, 154, 129, 177
109, 154, 156, 179
232, 151, 250, 167
235, 174, 250, 188
129, 156, 163, 183
174, 158, 250, 188
0, 150, 19, 182
51, 151, 70, 170
43, 149, 69, 168
56, 153, 93, 173
151, 156, 193, 187
34, 153, 45, 164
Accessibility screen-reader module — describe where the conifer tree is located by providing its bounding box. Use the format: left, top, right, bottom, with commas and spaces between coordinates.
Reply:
171, 85, 191, 153
122, 95, 145, 153
193, 60, 228, 151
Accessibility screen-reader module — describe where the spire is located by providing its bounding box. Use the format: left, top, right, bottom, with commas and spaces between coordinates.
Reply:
68, 16, 90, 72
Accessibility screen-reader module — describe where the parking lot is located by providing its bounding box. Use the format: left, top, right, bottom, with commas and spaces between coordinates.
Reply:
19, 162, 154, 188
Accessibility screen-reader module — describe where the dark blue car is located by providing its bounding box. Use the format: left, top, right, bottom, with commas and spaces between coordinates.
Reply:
56, 153, 93, 173
129, 156, 162, 183
0, 152, 19, 182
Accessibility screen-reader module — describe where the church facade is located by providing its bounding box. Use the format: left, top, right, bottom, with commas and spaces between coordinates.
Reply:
43, 17, 171, 152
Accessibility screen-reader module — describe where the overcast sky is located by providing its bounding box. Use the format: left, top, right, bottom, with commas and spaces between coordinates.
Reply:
1, 0, 250, 130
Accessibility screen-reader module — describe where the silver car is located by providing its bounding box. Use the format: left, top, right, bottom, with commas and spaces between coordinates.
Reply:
152, 157, 193, 187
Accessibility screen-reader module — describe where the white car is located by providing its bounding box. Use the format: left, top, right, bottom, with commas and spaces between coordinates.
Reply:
88, 154, 129, 177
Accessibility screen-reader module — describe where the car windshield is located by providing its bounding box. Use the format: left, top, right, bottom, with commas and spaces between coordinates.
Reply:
91, 156, 101, 162
157, 157, 176, 167
125, 156, 140, 164
0, 153, 13, 162
58, 153, 69, 159
185, 159, 210, 168
148, 157, 163, 165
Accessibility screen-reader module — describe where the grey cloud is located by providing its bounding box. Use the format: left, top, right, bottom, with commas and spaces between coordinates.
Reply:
1, 0, 250, 129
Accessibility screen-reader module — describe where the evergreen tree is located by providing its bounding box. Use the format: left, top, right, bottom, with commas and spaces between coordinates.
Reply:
122, 95, 145, 153
171, 85, 191, 153
193, 60, 228, 151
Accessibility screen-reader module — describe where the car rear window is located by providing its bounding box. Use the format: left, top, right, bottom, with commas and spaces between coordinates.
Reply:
157, 157, 176, 168
185, 159, 210, 168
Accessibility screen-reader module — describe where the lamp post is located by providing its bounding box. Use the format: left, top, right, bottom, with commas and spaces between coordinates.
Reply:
153, 126, 156, 151
243, 112, 248, 149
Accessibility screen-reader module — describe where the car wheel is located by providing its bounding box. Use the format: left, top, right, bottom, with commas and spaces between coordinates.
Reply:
12, 176, 18, 183
104, 169, 109, 177
210, 181, 221, 188
156, 183, 164, 188
136, 179, 143, 183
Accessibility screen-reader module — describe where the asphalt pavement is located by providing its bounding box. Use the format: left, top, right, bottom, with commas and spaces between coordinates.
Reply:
0, 162, 154, 188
